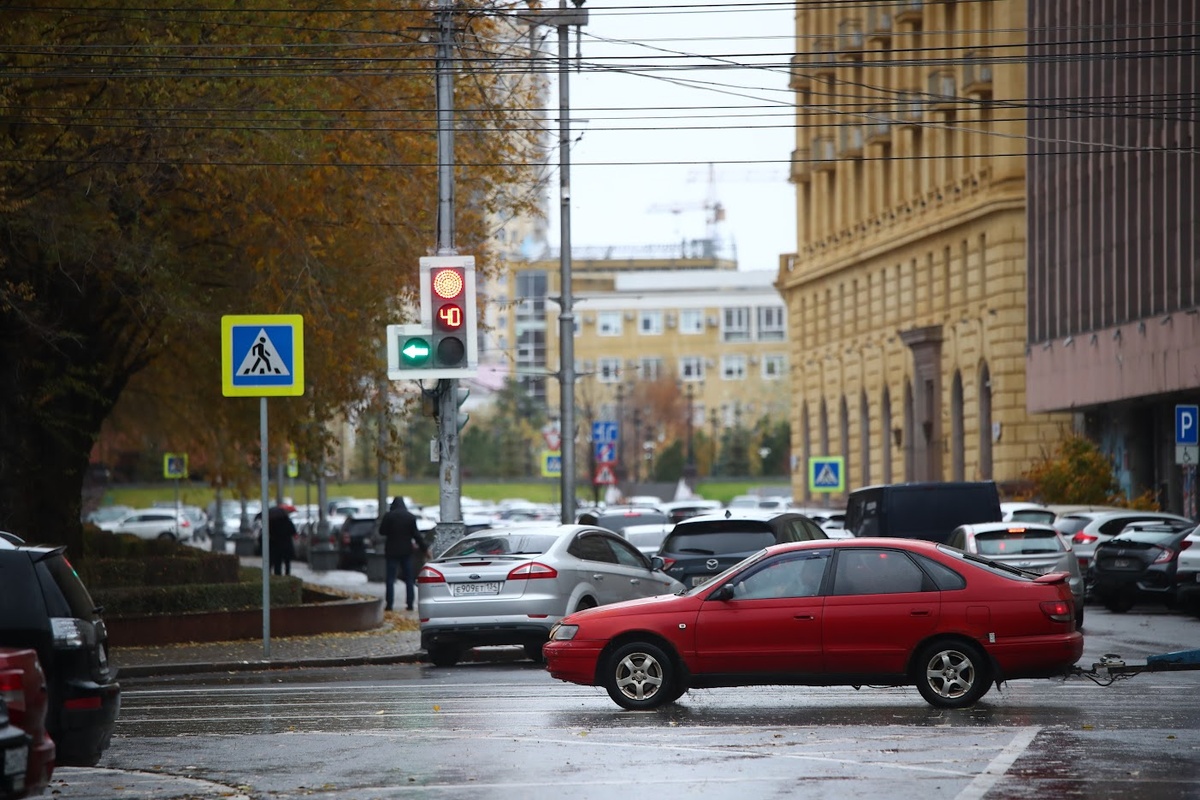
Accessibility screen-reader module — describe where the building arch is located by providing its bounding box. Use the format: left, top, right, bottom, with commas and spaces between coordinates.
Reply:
951, 371, 965, 480
860, 390, 871, 487
903, 379, 915, 481
839, 396, 850, 486
881, 386, 893, 484
978, 361, 993, 479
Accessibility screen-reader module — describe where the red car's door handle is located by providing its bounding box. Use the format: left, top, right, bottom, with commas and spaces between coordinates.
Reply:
910, 609, 932, 617
793, 614, 815, 620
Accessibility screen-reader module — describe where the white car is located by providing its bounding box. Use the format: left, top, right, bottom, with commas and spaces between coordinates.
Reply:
1174, 527, 1200, 615
418, 524, 684, 667
1054, 510, 1193, 572
98, 508, 193, 542
1000, 502, 1057, 525
619, 521, 673, 556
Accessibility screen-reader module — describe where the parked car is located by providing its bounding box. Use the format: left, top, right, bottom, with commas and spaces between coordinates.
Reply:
337, 516, 378, 570
1053, 510, 1193, 573
418, 524, 684, 667
0, 697, 30, 800
845, 481, 1002, 543
1173, 526, 1200, 615
544, 538, 1084, 711
1089, 522, 1197, 612
654, 509, 828, 589
947, 522, 1085, 629
96, 508, 193, 542
1000, 502, 1058, 526
0, 537, 120, 766
656, 499, 723, 524
587, 509, 671, 536
0, 647, 54, 798
82, 505, 132, 527
619, 522, 673, 556
790, 507, 851, 538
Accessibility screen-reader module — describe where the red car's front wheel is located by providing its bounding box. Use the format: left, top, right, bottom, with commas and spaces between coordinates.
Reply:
604, 642, 676, 710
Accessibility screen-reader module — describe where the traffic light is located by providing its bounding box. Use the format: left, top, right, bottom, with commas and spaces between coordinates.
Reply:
387, 255, 478, 380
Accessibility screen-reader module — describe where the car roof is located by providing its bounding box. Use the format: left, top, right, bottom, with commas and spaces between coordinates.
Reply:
1062, 509, 1189, 521
678, 508, 811, 523
955, 522, 1060, 535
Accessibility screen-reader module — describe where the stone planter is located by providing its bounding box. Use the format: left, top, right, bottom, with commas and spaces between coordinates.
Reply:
209, 532, 227, 554
234, 536, 258, 557
308, 546, 339, 572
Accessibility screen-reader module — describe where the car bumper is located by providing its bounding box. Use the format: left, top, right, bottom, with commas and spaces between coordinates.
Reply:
989, 631, 1084, 679
51, 678, 120, 767
543, 640, 605, 685
421, 621, 556, 651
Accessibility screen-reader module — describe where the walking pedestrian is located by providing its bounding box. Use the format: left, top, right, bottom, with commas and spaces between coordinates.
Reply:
378, 496, 431, 611
267, 506, 296, 576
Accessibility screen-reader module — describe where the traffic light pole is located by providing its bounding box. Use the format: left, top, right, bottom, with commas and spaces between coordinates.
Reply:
431, 0, 464, 553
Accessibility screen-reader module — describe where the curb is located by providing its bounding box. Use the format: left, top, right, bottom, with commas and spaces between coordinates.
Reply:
117, 648, 528, 678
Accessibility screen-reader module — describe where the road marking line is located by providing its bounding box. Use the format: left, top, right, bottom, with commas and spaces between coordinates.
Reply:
954, 726, 1040, 800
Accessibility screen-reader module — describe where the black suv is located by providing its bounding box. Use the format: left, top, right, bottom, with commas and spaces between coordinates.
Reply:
338, 517, 378, 570
654, 510, 828, 590
0, 536, 120, 766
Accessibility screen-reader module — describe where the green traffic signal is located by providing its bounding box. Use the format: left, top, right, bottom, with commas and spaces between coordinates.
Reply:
401, 337, 431, 366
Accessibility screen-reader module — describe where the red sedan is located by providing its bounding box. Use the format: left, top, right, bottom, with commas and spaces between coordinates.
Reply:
544, 538, 1084, 710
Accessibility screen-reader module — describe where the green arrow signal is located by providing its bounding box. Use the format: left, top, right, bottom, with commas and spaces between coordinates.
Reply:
401, 337, 431, 366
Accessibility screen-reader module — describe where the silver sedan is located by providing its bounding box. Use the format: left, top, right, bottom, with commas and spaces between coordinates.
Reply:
417, 524, 684, 667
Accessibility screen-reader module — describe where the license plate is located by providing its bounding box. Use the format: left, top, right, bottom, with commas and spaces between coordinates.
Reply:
4, 744, 26, 776
1111, 558, 1134, 569
691, 576, 714, 587
451, 582, 501, 596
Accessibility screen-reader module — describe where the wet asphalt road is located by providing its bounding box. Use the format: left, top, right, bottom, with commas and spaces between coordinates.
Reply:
50, 608, 1200, 799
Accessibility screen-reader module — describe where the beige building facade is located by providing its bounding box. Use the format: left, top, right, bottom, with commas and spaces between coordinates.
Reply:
780, 0, 1069, 503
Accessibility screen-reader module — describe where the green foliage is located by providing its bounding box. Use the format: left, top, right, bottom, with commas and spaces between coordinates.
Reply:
652, 440, 685, 482
1023, 433, 1125, 505
92, 574, 302, 616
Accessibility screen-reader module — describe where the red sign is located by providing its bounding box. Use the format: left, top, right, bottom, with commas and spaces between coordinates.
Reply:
543, 429, 561, 451
594, 464, 617, 485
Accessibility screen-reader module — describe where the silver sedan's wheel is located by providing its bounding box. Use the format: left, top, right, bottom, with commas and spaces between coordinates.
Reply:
603, 642, 674, 710
914, 640, 990, 709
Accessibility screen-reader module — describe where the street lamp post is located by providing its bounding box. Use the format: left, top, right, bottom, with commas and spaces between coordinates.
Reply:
683, 382, 697, 481
632, 408, 643, 483
709, 407, 720, 477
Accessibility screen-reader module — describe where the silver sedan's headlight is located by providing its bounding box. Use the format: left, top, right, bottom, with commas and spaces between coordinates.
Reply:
550, 623, 579, 641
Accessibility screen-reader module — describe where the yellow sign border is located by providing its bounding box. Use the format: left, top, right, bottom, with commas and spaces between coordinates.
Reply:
807, 456, 845, 494
222, 314, 305, 397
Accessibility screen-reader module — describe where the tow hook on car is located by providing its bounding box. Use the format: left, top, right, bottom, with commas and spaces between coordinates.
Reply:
1067, 647, 1200, 686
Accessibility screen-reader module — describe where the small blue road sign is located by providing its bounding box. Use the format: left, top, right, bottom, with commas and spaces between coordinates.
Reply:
222, 315, 305, 397
541, 451, 562, 478
1176, 405, 1199, 446
592, 421, 618, 444
808, 456, 845, 494
595, 442, 617, 463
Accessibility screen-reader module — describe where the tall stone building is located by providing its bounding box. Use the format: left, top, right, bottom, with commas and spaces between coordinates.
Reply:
1025, 1, 1199, 514
779, 0, 1069, 503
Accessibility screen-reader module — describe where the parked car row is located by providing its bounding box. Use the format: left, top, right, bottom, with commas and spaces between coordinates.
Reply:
0, 532, 121, 797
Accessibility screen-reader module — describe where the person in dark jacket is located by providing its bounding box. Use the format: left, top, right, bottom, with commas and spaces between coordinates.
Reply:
378, 496, 430, 611
267, 506, 297, 576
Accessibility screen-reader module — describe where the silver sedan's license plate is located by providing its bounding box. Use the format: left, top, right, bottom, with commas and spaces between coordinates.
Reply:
4, 744, 26, 776
451, 582, 501, 596
1111, 558, 1134, 569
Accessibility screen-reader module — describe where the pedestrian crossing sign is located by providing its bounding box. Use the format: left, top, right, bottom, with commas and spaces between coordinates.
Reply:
222, 315, 305, 397
808, 456, 845, 494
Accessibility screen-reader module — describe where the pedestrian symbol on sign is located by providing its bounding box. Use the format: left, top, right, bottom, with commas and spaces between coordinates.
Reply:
237, 330, 290, 376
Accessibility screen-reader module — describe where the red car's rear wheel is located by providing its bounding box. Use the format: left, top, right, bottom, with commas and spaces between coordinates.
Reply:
914, 640, 991, 709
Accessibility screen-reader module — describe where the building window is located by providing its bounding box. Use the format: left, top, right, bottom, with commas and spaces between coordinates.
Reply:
640, 358, 663, 381
597, 311, 622, 336
680, 357, 705, 381
723, 307, 751, 342
722, 355, 747, 380
762, 355, 785, 379
680, 309, 703, 334
598, 358, 621, 383
639, 310, 663, 335
757, 306, 786, 341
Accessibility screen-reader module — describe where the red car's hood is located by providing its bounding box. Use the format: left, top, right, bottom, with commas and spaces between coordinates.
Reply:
566, 591, 692, 623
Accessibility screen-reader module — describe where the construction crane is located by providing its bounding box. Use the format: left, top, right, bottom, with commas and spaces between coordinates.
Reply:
646, 163, 726, 246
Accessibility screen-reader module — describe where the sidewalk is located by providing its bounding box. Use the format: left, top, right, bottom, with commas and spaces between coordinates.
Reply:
110, 552, 430, 677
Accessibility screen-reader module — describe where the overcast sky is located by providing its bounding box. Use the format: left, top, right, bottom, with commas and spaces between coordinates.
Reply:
542, 0, 796, 273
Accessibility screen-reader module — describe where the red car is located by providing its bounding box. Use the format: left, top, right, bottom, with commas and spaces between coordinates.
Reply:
0, 648, 55, 798
544, 538, 1084, 710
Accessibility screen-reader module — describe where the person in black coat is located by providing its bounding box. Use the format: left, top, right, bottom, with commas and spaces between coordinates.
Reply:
267, 506, 297, 576
378, 496, 430, 611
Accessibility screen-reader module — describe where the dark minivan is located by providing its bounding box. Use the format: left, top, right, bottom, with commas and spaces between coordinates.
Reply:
0, 538, 120, 766
845, 482, 1003, 544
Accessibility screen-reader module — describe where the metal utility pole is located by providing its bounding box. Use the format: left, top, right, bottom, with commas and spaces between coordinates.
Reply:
433, 0, 464, 553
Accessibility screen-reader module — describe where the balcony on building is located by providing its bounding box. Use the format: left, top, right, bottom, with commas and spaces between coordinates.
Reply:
962, 52, 993, 98
865, 108, 892, 143
789, 54, 812, 92
789, 147, 812, 183
927, 71, 958, 112
837, 19, 863, 58
866, 7, 892, 41
812, 136, 836, 172
895, 91, 924, 126
895, 1, 923, 25
838, 123, 864, 157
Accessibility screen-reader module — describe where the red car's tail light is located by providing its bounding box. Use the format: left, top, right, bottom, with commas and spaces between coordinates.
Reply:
417, 566, 446, 584
0, 669, 25, 713
1040, 600, 1073, 623
1152, 548, 1175, 564
507, 562, 558, 580
1072, 532, 1098, 544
